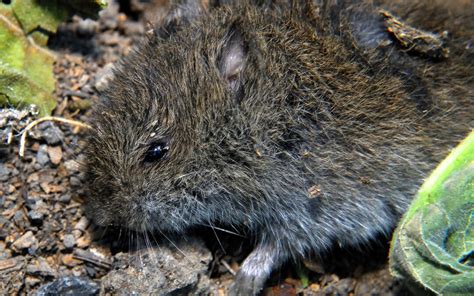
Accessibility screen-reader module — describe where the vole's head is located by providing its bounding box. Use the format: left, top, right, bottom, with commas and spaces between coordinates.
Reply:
84, 19, 257, 233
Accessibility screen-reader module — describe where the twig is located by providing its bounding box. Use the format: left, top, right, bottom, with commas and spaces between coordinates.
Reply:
19, 116, 92, 158
220, 259, 237, 276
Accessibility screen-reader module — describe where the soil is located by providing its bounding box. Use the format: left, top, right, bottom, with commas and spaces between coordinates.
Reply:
0, 1, 412, 295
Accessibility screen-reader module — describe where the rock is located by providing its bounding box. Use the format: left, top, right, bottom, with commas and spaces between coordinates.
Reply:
0, 163, 10, 181
94, 63, 115, 92
26, 258, 56, 277
39, 123, 64, 146
25, 275, 41, 288
76, 233, 92, 249
73, 217, 90, 234
34, 277, 99, 295
47, 146, 63, 165
28, 210, 44, 226
77, 18, 100, 35
64, 160, 80, 174
100, 237, 212, 295
0, 256, 25, 273
36, 145, 50, 166
63, 234, 76, 250
69, 176, 81, 187
59, 194, 72, 204
12, 231, 38, 252
61, 254, 82, 268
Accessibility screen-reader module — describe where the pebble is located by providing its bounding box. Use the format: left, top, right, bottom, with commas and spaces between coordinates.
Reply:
0, 163, 10, 181
36, 145, 50, 166
0, 256, 24, 273
74, 216, 90, 234
47, 146, 63, 165
76, 233, 92, 249
12, 231, 38, 252
63, 234, 76, 249
69, 176, 81, 187
25, 275, 42, 288
64, 159, 80, 174
59, 194, 72, 204
77, 18, 100, 35
26, 258, 57, 277
94, 63, 115, 92
39, 123, 64, 146
12, 211, 26, 229
61, 254, 82, 267
28, 210, 44, 226
34, 277, 99, 295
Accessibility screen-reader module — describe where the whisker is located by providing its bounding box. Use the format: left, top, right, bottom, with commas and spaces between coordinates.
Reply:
196, 223, 245, 237
208, 219, 225, 253
157, 229, 188, 260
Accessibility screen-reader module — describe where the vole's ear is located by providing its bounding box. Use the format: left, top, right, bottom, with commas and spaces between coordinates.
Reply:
218, 26, 247, 92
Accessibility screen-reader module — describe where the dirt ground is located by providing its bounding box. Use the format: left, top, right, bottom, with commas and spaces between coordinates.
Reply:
0, 1, 411, 295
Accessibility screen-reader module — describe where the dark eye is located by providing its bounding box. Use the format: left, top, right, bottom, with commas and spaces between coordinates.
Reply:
144, 141, 170, 162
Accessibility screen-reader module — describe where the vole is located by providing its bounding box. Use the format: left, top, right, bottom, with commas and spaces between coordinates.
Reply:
84, 0, 474, 294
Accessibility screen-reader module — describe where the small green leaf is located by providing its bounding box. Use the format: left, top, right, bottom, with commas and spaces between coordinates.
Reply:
0, 0, 106, 116
390, 131, 474, 295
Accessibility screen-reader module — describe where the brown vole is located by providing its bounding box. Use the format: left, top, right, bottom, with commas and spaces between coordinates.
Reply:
84, 0, 474, 294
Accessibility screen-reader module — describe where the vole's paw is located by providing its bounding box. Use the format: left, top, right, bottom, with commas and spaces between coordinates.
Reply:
228, 243, 281, 295
228, 271, 266, 296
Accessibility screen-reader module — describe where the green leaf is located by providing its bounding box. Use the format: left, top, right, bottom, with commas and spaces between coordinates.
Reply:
390, 131, 474, 295
0, 0, 106, 116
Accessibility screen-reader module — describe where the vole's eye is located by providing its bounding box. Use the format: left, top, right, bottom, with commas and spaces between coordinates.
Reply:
144, 141, 169, 162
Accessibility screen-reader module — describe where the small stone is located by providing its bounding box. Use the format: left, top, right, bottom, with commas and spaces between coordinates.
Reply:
59, 194, 72, 204
47, 146, 63, 165
12, 231, 38, 252
94, 63, 115, 92
61, 254, 82, 267
0, 256, 24, 272
28, 210, 44, 226
0, 163, 10, 181
77, 18, 99, 35
63, 234, 76, 249
40, 123, 64, 145
25, 275, 42, 288
36, 145, 50, 166
26, 258, 57, 277
25, 197, 40, 211
12, 211, 26, 228
76, 233, 92, 249
35, 277, 99, 295
74, 216, 90, 233
123, 21, 144, 35
69, 176, 81, 187
40, 182, 52, 194
64, 160, 80, 174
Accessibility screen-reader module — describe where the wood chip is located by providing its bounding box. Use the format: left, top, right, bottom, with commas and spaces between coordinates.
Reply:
73, 249, 112, 269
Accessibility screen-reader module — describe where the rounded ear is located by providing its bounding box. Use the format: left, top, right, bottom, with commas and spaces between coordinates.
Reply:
218, 25, 248, 93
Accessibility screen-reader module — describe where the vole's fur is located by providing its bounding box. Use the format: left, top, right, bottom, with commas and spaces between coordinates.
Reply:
85, 0, 474, 294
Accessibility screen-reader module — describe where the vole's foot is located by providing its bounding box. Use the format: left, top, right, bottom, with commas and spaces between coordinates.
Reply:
228, 272, 266, 296
228, 243, 281, 296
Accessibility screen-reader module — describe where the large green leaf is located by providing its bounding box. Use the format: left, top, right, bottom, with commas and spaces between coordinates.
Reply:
390, 131, 474, 295
0, 0, 106, 116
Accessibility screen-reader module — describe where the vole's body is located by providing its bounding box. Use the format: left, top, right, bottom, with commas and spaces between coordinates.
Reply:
85, 0, 474, 294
